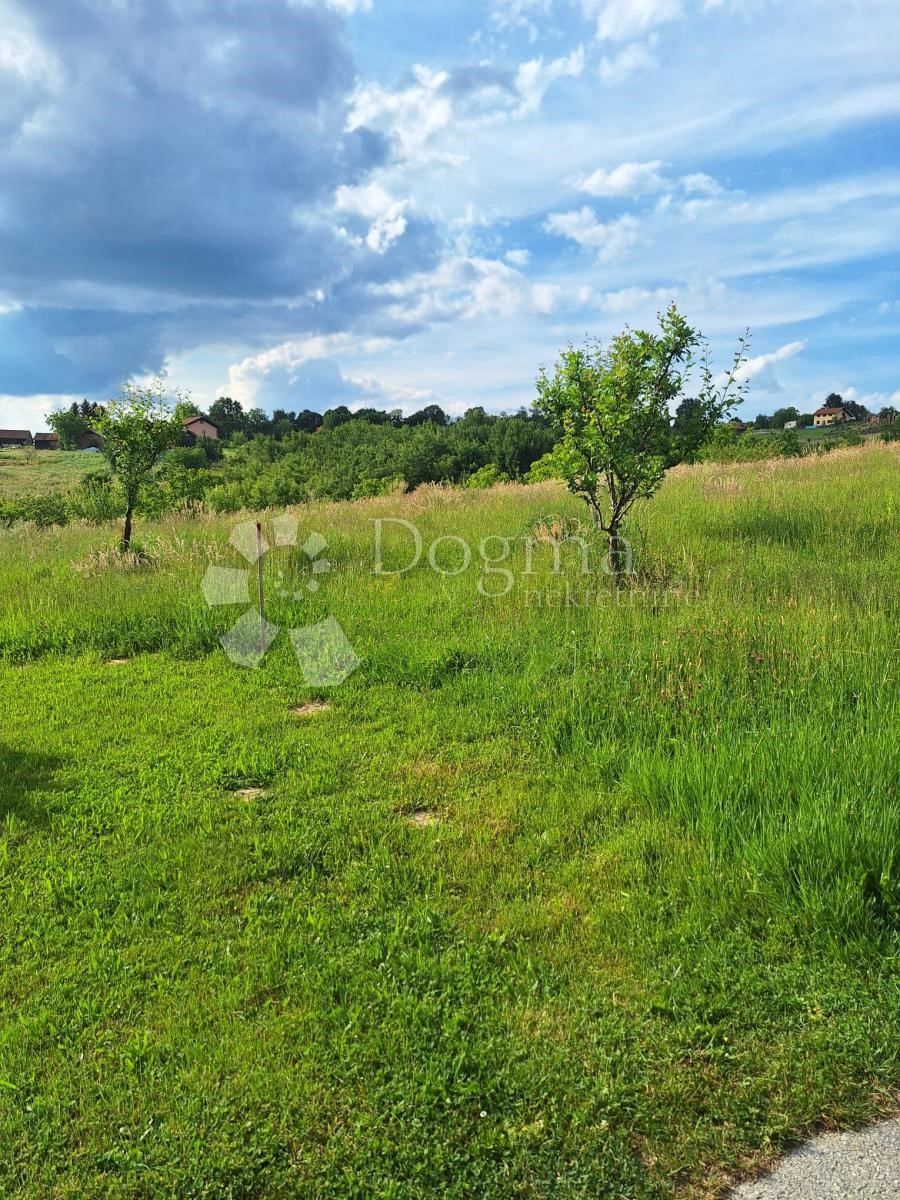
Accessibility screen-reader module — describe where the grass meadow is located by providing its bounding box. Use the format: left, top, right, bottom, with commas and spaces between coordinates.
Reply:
0, 448, 106, 497
0, 442, 898, 1198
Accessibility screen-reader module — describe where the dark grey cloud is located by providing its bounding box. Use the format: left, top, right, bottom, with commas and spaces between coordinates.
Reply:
0, 0, 441, 396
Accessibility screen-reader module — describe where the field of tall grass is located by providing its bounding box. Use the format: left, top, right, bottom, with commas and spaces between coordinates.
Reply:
0, 442, 898, 1197
0, 447, 104, 497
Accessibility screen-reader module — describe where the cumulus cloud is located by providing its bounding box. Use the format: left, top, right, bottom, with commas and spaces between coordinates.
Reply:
681, 172, 726, 196
840, 386, 900, 410
348, 65, 456, 160
335, 182, 410, 253
544, 208, 641, 260
579, 160, 666, 196
224, 333, 392, 408
515, 47, 585, 112
365, 254, 568, 331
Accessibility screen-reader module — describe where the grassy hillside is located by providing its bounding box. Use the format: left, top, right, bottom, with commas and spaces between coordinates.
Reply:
0, 448, 107, 497
1, 444, 898, 1198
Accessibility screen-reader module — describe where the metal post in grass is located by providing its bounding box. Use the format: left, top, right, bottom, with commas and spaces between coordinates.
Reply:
256, 521, 265, 661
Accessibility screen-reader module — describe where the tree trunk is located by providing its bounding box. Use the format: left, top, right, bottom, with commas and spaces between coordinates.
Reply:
607, 525, 626, 579
121, 504, 133, 552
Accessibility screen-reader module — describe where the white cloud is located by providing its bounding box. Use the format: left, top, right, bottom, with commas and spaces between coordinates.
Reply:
579, 159, 666, 196
681, 171, 725, 196
225, 333, 392, 407
544, 208, 640, 260
505, 248, 532, 265
323, 0, 373, 12
368, 254, 569, 328
347, 66, 455, 160
740, 340, 807, 378
515, 46, 585, 113
0, 393, 81, 432
344, 374, 437, 407
839, 385, 900, 411
597, 285, 673, 313
599, 40, 657, 84
335, 182, 410, 253
726, 339, 806, 394
489, 0, 552, 41
585, 0, 684, 42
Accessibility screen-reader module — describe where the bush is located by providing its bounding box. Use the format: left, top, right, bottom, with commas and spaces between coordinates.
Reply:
0, 493, 70, 528
524, 451, 561, 483
66, 475, 124, 522
466, 464, 510, 489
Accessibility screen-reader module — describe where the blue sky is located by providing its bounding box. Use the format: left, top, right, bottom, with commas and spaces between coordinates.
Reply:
1, 0, 898, 428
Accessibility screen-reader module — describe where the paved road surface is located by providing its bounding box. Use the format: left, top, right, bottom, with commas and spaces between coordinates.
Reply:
731, 1118, 900, 1199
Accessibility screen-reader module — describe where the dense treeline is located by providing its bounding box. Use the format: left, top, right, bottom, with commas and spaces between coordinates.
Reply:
3, 397, 897, 530
203, 407, 555, 510
1, 406, 557, 527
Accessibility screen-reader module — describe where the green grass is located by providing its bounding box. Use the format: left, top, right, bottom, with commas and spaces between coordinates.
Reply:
1, 443, 898, 1198
0, 448, 107, 497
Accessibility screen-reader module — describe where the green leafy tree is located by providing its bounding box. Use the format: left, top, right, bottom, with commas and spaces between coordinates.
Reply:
771, 406, 800, 429
294, 409, 322, 433
406, 404, 448, 427
47, 405, 90, 449
245, 408, 271, 436
322, 405, 352, 431
879, 405, 898, 422
208, 395, 247, 439
535, 304, 749, 572
93, 383, 181, 550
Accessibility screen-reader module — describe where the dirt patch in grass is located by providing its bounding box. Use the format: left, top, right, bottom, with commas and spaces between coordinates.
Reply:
406, 807, 441, 828
290, 701, 331, 717
232, 787, 267, 800
105, 658, 131, 666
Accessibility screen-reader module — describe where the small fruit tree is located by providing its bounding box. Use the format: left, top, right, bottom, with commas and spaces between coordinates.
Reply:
535, 304, 749, 572
94, 382, 181, 551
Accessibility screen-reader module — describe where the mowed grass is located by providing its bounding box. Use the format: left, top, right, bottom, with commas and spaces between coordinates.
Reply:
0, 443, 898, 1198
0, 448, 106, 497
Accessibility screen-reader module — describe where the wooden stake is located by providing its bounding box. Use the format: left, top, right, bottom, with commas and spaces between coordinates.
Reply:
256, 521, 265, 659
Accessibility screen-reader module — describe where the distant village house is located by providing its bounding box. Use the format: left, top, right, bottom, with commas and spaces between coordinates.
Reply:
34, 432, 60, 450
0, 429, 32, 448
182, 415, 219, 444
813, 406, 851, 427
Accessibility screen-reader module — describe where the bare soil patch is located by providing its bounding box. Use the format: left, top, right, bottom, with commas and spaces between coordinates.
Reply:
406, 807, 441, 828
290, 701, 331, 717
232, 787, 267, 800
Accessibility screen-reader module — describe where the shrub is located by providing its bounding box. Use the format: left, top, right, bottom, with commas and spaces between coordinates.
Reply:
466, 464, 510, 489
523, 451, 561, 483
0, 493, 70, 528
66, 475, 124, 522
